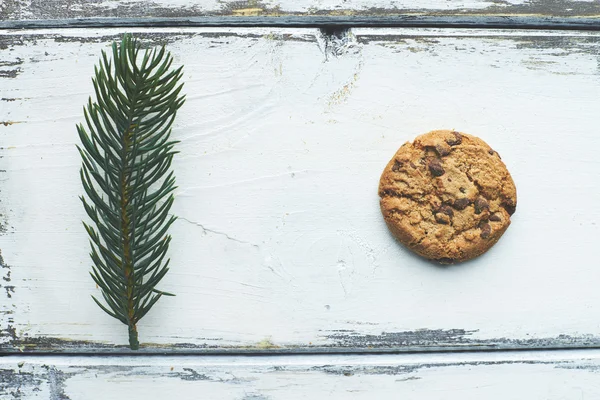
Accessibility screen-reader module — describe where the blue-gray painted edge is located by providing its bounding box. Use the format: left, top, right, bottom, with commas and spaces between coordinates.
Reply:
2, 329, 600, 355
0, 16, 599, 31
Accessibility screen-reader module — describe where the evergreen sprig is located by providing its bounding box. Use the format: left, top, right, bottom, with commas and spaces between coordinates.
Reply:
77, 34, 185, 350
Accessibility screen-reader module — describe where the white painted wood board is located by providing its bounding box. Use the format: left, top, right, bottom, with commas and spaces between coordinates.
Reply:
1, 27, 600, 352
2, 350, 600, 398
1, 0, 599, 20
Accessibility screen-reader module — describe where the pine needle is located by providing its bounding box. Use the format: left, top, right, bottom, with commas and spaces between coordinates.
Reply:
77, 34, 185, 350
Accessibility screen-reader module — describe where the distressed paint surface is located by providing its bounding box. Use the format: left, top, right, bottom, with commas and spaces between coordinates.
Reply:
1, 27, 600, 352
1, 0, 600, 20
2, 351, 600, 398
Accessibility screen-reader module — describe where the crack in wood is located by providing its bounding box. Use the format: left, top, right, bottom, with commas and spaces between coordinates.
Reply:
178, 217, 260, 248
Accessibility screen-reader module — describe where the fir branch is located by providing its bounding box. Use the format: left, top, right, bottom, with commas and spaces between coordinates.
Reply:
77, 34, 185, 350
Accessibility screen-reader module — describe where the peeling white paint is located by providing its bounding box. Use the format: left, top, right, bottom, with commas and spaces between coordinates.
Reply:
1, 0, 595, 21
3, 350, 600, 399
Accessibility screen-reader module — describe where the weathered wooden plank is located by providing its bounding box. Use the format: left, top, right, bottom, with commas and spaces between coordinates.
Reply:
1, 28, 599, 353
2, 350, 600, 398
3, 15, 600, 31
1, 0, 599, 22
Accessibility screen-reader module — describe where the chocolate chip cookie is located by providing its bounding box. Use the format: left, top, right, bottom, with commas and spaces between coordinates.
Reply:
379, 130, 517, 264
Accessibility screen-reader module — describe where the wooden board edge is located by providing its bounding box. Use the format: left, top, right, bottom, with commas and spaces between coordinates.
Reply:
2, 350, 600, 398
1, 16, 600, 31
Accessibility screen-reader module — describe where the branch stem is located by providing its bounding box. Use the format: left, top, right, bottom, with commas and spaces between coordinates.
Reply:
122, 120, 136, 349
128, 324, 139, 350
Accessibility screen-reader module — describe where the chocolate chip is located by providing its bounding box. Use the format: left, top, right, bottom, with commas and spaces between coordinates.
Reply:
434, 205, 454, 224
446, 131, 462, 146
434, 144, 450, 156
428, 159, 445, 177
410, 161, 417, 169
503, 203, 516, 216
380, 189, 400, 198
453, 198, 470, 210
439, 205, 454, 217
436, 257, 455, 264
479, 221, 491, 239
434, 213, 450, 224
392, 160, 403, 172
474, 196, 489, 214
459, 187, 466, 193
489, 213, 501, 222
488, 148, 502, 159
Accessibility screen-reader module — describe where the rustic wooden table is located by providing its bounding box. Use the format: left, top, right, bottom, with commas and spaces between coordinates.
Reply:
1, 1, 599, 398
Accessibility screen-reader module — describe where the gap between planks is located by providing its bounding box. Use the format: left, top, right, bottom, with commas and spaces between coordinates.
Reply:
4, 344, 600, 358
2, 348, 600, 364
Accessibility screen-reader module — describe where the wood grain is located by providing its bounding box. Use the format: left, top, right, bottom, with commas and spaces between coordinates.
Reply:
1, 27, 599, 353
2, 350, 600, 398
